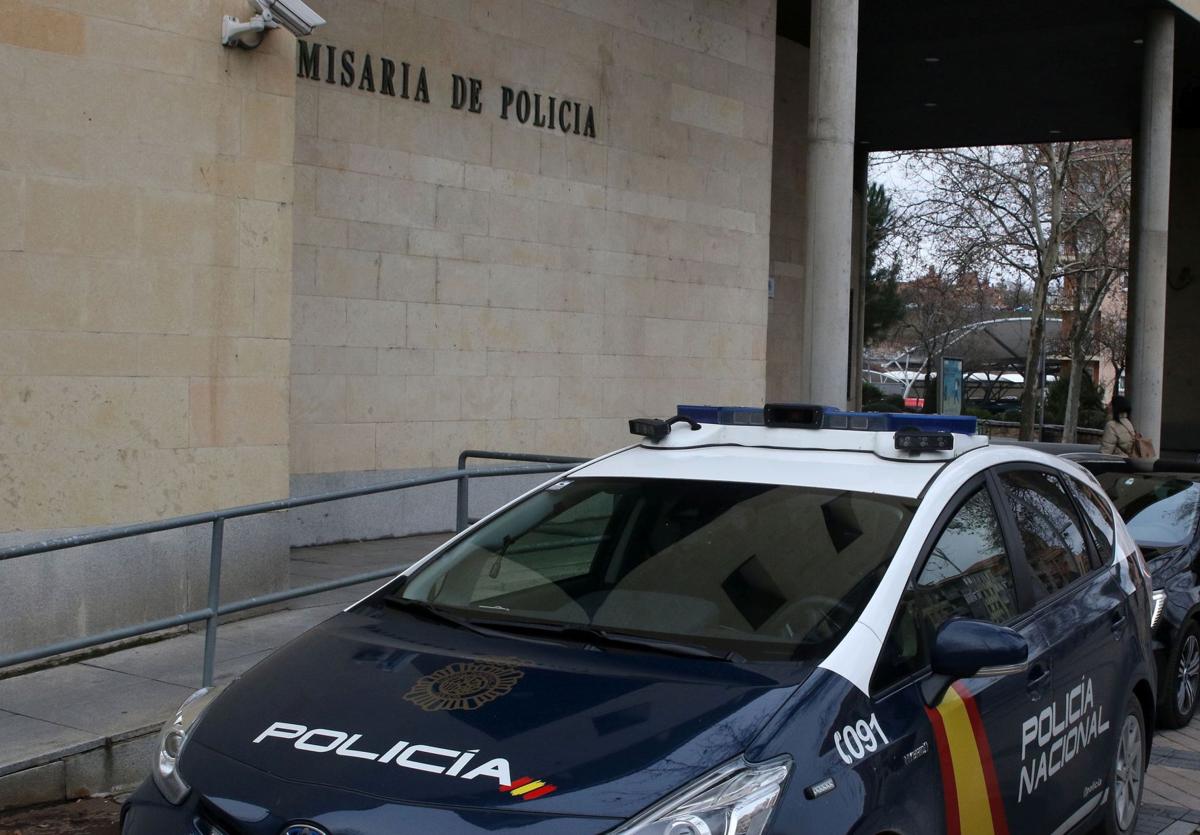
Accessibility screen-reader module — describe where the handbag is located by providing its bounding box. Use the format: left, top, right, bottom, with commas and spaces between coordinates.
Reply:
1132, 433, 1156, 459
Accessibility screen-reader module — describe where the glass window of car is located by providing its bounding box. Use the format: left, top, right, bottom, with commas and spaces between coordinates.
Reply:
872, 486, 1019, 688
999, 470, 1091, 598
392, 478, 916, 661
1072, 479, 1115, 561
1097, 473, 1200, 555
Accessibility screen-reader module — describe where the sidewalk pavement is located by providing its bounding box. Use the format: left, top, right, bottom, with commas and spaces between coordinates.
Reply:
0, 534, 447, 811
3, 533, 1200, 834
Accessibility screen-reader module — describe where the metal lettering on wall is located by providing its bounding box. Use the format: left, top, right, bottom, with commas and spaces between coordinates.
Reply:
297, 40, 598, 139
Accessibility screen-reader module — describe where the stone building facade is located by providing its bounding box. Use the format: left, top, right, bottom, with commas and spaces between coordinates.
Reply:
0, 0, 789, 653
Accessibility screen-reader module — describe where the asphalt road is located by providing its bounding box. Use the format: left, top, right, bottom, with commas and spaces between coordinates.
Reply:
0, 797, 121, 835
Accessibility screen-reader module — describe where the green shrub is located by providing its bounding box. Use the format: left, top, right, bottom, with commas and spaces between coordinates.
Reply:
1045, 375, 1106, 429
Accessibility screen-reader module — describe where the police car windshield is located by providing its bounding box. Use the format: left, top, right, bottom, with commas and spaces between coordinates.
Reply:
1100, 472, 1200, 551
395, 478, 915, 662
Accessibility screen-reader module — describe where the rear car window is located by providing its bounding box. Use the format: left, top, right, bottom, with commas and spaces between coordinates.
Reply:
395, 478, 915, 661
1098, 472, 1200, 553
998, 470, 1091, 597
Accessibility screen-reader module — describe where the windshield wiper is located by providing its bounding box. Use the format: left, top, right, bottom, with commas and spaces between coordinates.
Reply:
383, 597, 493, 636
469, 618, 740, 662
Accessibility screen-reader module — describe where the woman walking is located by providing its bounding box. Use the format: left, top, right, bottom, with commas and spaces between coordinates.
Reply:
1100, 396, 1152, 457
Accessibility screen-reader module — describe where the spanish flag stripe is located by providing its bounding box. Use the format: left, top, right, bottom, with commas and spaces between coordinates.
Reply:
925, 702, 962, 835
520, 784, 558, 800
939, 685, 996, 835
500, 777, 533, 792
954, 682, 1010, 835
511, 780, 546, 796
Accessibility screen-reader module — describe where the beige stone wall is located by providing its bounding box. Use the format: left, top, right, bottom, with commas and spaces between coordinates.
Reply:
291, 0, 777, 473
765, 35, 808, 401
0, 1, 295, 531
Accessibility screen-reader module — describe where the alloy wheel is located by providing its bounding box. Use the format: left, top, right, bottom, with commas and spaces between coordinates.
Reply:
1112, 712, 1143, 832
1176, 634, 1200, 717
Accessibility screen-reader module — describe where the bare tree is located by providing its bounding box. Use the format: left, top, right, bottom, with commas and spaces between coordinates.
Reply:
894, 143, 1130, 439
1055, 142, 1131, 441
897, 268, 996, 406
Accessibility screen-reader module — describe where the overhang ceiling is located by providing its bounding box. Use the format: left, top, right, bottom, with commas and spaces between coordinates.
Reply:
778, 0, 1200, 151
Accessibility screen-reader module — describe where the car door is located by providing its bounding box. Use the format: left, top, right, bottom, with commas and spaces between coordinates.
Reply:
870, 474, 1054, 835
992, 466, 1124, 829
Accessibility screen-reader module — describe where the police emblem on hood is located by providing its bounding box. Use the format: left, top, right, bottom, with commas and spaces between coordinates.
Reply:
404, 661, 523, 711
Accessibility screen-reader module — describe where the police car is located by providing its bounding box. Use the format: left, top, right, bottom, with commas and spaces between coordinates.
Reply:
122, 405, 1155, 835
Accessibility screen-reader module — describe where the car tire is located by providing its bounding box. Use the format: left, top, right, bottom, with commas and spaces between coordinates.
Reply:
1160, 620, 1200, 729
1098, 694, 1146, 835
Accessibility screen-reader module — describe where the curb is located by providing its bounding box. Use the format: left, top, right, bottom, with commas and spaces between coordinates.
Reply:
0, 726, 159, 812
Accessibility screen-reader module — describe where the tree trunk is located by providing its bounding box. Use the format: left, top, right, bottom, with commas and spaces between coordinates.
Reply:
1019, 302, 1047, 440
1062, 274, 1087, 444
1063, 345, 1086, 443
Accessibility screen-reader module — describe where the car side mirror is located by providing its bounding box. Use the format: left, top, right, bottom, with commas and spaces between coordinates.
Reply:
922, 619, 1029, 706
930, 618, 1029, 679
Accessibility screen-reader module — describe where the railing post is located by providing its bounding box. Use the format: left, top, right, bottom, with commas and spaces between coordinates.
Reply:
202, 517, 224, 688
455, 454, 469, 533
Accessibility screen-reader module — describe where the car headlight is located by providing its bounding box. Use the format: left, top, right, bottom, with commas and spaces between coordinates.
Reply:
153, 685, 223, 804
1151, 589, 1167, 629
610, 756, 792, 835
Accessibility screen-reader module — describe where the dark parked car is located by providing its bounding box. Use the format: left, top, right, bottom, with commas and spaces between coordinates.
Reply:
1071, 455, 1200, 728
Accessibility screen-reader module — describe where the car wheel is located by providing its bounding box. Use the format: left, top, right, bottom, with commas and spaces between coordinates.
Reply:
1099, 695, 1146, 835
1161, 620, 1200, 729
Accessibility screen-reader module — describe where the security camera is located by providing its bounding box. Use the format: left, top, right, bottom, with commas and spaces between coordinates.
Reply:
222, 0, 326, 48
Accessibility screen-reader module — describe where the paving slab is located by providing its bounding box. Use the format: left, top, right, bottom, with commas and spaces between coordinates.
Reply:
79, 632, 265, 689
290, 535, 445, 571
0, 712, 94, 775
0, 665, 194, 740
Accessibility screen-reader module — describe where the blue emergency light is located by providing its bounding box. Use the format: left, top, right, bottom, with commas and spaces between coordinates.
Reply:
675, 404, 978, 435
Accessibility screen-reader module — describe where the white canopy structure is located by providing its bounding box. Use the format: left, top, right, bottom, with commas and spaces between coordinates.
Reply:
869, 317, 1064, 399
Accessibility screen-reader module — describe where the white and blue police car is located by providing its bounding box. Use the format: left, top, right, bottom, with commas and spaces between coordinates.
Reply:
123, 405, 1155, 835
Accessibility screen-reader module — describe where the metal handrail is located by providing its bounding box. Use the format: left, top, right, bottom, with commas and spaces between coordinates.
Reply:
0, 457, 578, 683
455, 450, 587, 532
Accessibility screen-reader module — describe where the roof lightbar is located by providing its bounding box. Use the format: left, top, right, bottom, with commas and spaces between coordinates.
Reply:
675, 404, 978, 436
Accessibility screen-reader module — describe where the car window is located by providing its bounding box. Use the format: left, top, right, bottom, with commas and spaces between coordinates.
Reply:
393, 478, 915, 662
872, 486, 1018, 689
1072, 479, 1115, 560
999, 470, 1091, 598
1097, 472, 1200, 553
459, 488, 616, 599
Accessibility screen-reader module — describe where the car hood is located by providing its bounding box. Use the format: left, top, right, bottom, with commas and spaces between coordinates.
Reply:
1146, 542, 1194, 585
187, 607, 808, 820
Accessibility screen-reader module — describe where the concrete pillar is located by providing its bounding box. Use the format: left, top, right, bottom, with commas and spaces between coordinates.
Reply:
799, 0, 859, 408
1131, 8, 1174, 450
851, 149, 869, 408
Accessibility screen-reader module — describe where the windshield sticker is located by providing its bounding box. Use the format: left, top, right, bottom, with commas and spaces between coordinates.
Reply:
547, 480, 572, 491
404, 661, 524, 712
833, 714, 890, 765
1018, 676, 1109, 802
252, 722, 557, 799
925, 682, 1010, 835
